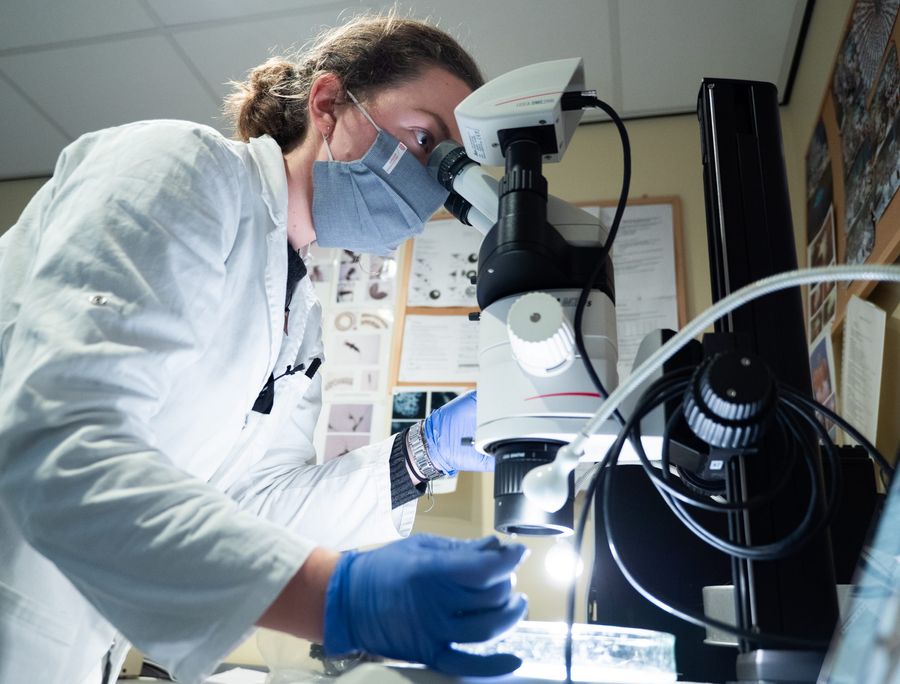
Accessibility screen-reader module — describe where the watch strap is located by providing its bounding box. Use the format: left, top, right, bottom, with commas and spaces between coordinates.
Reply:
406, 420, 443, 480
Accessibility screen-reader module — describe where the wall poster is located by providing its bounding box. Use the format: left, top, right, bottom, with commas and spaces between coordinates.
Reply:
806, 0, 900, 333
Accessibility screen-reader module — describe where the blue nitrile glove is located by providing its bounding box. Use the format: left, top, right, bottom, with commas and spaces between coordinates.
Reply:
323, 534, 528, 677
423, 391, 492, 475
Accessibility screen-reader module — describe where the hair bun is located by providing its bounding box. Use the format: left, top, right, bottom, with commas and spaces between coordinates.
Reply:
225, 58, 305, 147
247, 58, 297, 96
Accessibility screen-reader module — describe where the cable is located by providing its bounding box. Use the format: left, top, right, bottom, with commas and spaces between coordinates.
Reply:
571, 96, 631, 412
601, 438, 832, 650
655, 406, 801, 513
631, 388, 829, 561
780, 386, 894, 478
562, 359, 856, 671
581, 382, 832, 650
779, 397, 843, 534
562, 375, 823, 673
544, 264, 900, 480
565, 393, 641, 679
621, 374, 835, 555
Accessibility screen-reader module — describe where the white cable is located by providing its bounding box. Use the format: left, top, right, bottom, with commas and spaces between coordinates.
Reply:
523, 264, 900, 512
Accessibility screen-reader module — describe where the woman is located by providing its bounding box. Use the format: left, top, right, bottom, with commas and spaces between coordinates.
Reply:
0, 14, 526, 684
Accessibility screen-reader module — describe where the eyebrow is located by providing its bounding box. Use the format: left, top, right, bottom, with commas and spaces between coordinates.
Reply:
417, 108, 452, 142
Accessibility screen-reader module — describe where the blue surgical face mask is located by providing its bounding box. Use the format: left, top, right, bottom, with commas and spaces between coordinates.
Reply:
311, 91, 449, 256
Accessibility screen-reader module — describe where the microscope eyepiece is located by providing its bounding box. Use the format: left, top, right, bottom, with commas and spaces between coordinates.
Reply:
427, 141, 475, 192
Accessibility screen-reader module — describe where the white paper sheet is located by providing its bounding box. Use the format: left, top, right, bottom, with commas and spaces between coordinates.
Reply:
398, 315, 479, 383
594, 204, 680, 380
841, 295, 887, 446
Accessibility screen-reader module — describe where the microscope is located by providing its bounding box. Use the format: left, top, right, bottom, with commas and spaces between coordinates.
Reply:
427, 59, 889, 684
428, 58, 662, 537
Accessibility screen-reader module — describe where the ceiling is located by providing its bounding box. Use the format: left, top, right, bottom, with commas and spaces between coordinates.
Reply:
0, 0, 811, 180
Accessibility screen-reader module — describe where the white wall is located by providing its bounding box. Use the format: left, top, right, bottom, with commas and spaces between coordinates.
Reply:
0, 178, 48, 235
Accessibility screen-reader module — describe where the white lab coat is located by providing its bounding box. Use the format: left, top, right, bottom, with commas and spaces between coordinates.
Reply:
0, 120, 417, 684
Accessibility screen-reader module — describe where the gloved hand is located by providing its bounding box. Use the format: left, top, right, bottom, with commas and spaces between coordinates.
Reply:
423, 391, 492, 474
323, 534, 528, 677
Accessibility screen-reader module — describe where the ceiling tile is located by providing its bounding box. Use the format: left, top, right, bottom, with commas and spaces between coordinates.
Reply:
0, 37, 223, 141
0, 0, 812, 179
617, 0, 804, 116
0, 76, 71, 179
0, 0, 156, 51
173, 10, 370, 102
372, 0, 618, 95
146, 0, 365, 27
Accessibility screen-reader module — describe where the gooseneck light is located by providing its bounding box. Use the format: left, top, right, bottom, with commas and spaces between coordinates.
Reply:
522, 264, 900, 513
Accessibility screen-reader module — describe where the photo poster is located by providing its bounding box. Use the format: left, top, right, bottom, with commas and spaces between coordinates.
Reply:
307, 244, 400, 307
807, 205, 838, 341
308, 244, 405, 464
390, 387, 472, 494
811, 0, 900, 324
808, 323, 839, 442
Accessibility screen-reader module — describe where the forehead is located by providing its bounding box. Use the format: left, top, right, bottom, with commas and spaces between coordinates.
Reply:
368, 66, 473, 141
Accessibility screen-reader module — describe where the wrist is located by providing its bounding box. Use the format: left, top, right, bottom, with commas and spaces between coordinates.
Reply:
323, 551, 359, 656
257, 546, 340, 643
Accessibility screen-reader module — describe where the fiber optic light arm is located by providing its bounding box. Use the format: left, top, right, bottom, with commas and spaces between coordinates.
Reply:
523, 264, 900, 513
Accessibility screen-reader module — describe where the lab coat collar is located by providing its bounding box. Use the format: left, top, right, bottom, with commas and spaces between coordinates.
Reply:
246, 135, 288, 229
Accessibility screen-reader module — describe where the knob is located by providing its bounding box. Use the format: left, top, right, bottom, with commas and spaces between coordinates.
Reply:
507, 292, 575, 377
683, 352, 776, 449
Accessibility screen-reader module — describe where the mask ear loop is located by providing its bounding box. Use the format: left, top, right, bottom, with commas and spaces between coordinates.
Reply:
320, 90, 378, 161
346, 90, 382, 132
321, 131, 335, 162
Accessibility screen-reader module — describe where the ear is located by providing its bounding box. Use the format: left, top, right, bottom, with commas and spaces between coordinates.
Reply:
308, 72, 343, 139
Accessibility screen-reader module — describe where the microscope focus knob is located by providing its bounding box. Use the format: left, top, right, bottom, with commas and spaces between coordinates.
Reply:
683, 352, 776, 449
507, 292, 575, 377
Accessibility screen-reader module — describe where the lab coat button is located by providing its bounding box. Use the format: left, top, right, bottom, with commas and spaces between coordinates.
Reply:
89, 294, 108, 306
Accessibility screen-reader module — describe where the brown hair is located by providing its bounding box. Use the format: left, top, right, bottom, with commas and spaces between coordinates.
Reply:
224, 13, 483, 152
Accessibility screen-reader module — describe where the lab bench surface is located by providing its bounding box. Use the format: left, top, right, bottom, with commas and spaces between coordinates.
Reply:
180, 662, 701, 684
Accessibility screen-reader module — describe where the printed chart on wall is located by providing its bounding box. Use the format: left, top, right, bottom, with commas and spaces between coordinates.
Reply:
590, 201, 685, 381
406, 217, 481, 308
397, 314, 479, 384
307, 245, 399, 463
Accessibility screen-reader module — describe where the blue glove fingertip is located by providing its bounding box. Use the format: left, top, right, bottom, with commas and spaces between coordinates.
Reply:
470, 535, 502, 550
433, 648, 522, 677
